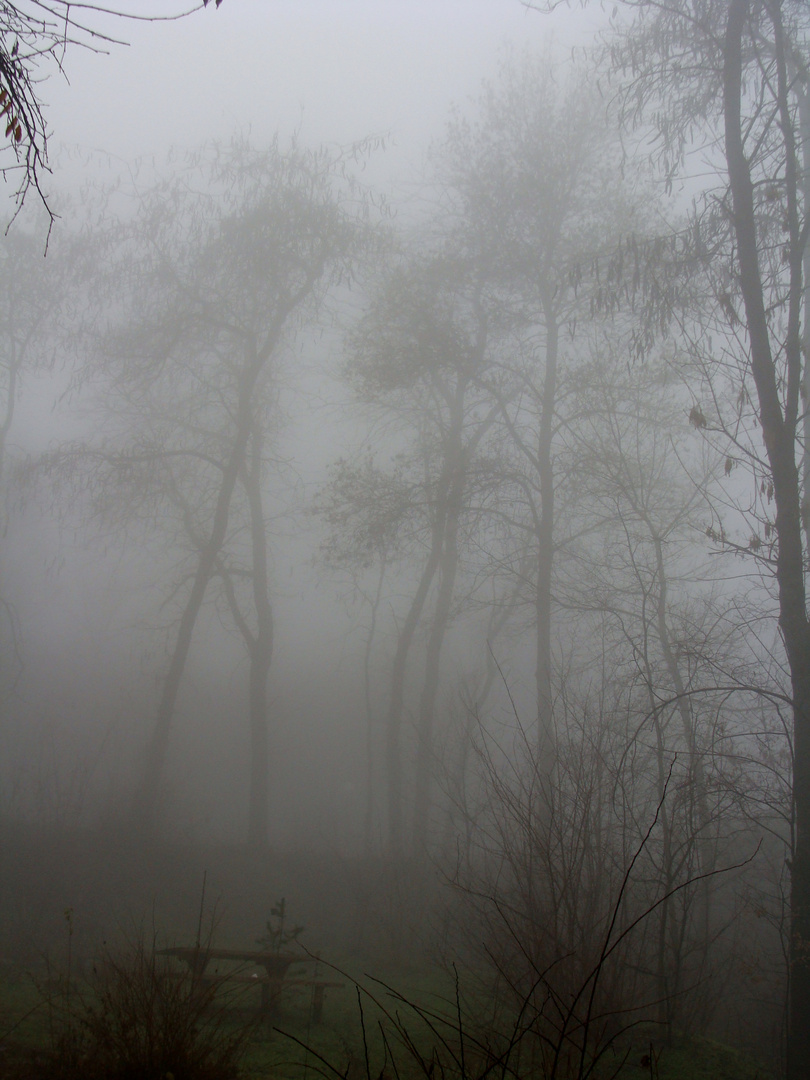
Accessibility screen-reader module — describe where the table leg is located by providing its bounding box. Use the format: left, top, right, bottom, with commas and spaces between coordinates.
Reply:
312, 983, 325, 1024
260, 978, 282, 1018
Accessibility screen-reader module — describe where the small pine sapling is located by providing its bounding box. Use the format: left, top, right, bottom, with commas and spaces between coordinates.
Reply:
256, 898, 305, 953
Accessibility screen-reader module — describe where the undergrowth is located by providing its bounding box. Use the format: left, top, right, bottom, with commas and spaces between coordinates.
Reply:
6, 936, 256, 1080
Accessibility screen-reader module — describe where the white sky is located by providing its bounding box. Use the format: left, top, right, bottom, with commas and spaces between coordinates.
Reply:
9, 0, 612, 683
4, 2, 621, 835
40, 0, 607, 198
12, 0, 611, 442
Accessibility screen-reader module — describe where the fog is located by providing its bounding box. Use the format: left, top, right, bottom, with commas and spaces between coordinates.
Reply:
0, 2, 802, 1075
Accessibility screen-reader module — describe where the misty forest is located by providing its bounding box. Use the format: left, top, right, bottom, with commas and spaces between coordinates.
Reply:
1, 1, 809, 1078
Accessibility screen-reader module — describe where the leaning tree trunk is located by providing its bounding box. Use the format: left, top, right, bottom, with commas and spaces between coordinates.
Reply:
384, 465, 450, 859
725, 5, 810, 1073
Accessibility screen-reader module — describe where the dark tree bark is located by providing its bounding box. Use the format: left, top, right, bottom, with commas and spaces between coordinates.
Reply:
723, 2, 810, 1072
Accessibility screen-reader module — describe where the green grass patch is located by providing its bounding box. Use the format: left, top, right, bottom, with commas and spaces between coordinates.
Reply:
0, 957, 774, 1080
613, 1035, 772, 1080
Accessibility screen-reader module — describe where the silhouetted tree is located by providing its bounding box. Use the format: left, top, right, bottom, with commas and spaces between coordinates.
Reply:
436, 52, 635, 764
528, 0, 810, 1069
345, 250, 500, 856
63, 138, 375, 844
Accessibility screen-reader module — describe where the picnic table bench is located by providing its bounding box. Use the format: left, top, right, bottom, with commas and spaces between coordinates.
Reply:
156, 947, 343, 1022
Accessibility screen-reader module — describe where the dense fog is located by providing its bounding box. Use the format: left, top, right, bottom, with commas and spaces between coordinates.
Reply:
0, 1, 808, 1076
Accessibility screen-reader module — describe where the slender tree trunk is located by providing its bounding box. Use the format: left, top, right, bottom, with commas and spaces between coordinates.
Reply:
633, 558, 674, 1037
363, 557, 387, 855
724, 5, 810, 1072
0, 337, 18, 699
412, 459, 464, 854
385, 467, 450, 858
133, 340, 267, 834
535, 298, 558, 767
800, 89, 810, 554
410, 367, 495, 855
651, 532, 714, 995
439, 574, 526, 867
243, 423, 274, 852
0, 337, 19, 484
652, 537, 710, 822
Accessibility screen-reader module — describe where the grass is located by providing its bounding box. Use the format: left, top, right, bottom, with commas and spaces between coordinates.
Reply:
613, 1035, 772, 1080
236, 962, 774, 1080
0, 953, 774, 1080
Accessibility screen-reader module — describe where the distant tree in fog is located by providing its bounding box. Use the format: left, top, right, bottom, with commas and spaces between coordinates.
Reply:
326, 54, 646, 859
0, 226, 65, 691
566, 352, 747, 1034
317, 453, 409, 854
524, 0, 810, 1067
0, 231, 58, 481
343, 250, 501, 857
59, 138, 376, 846
435, 52, 637, 767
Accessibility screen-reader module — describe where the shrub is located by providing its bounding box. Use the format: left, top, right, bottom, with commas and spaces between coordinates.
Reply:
29, 936, 254, 1080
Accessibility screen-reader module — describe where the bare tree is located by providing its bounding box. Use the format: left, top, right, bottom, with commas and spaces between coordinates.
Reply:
61, 138, 374, 842
525, 0, 810, 1068
566, 352, 745, 1036
437, 52, 636, 765
344, 250, 501, 857
317, 453, 407, 854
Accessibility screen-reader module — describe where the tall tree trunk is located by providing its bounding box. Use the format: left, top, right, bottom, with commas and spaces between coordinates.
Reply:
0, 336, 19, 484
627, 530, 675, 1038
385, 467, 450, 859
651, 531, 715, 1034
800, 86, 810, 555
724, 5, 810, 1072
535, 298, 558, 767
412, 460, 464, 854
439, 571, 527, 868
651, 531, 715, 996
133, 340, 267, 835
363, 557, 387, 855
243, 423, 274, 852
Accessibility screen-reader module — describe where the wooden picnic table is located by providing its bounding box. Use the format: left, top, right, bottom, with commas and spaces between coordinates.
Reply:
156, 947, 340, 1020
158, 946, 314, 982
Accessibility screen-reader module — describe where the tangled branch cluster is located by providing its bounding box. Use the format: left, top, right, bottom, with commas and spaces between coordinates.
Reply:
0, 2, 223, 232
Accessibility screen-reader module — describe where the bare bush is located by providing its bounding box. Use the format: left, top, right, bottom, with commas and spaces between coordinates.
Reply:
27, 935, 254, 1080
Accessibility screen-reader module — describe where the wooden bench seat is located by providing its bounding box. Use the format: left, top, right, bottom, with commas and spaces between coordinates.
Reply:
156, 946, 343, 1023
200, 972, 345, 1022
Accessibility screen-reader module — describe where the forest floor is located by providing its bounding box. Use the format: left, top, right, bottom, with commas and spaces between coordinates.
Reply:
0, 956, 773, 1080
